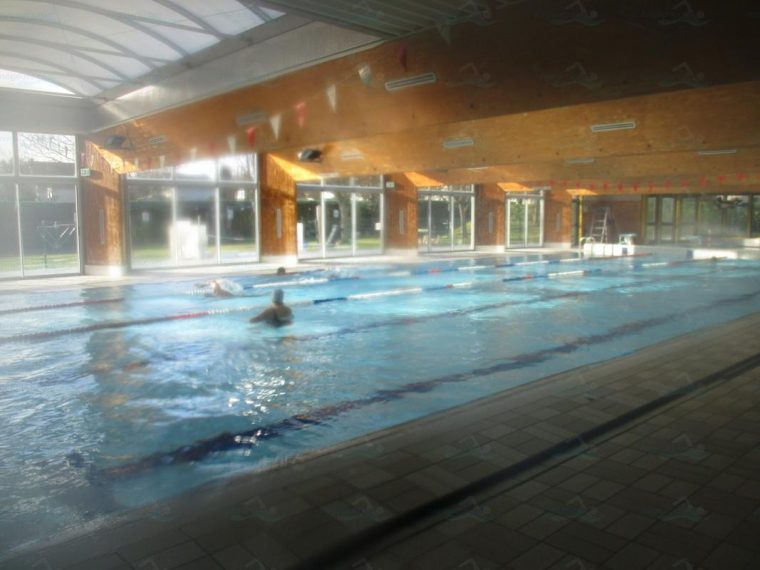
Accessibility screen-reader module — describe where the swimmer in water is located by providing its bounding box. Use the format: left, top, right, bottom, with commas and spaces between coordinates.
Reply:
194, 279, 237, 298
276, 266, 287, 276
249, 288, 292, 326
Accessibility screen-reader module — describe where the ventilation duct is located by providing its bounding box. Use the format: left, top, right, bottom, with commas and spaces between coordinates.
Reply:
385, 72, 437, 92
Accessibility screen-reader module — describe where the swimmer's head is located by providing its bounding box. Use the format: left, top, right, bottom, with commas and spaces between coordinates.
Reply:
276, 267, 286, 275
273, 289, 285, 304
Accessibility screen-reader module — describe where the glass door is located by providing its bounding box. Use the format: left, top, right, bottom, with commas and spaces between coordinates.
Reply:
175, 187, 216, 265
418, 188, 475, 253
506, 195, 544, 248
297, 189, 322, 258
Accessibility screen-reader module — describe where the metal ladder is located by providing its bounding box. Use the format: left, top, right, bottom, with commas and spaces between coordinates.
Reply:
588, 207, 611, 243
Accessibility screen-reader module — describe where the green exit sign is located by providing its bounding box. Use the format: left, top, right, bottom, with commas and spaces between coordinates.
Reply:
79, 168, 91, 177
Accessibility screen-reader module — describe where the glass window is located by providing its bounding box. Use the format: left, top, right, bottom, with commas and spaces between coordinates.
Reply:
355, 193, 382, 255
18, 133, 76, 177
127, 167, 172, 180
297, 189, 322, 258
128, 186, 174, 268
430, 194, 452, 251
417, 196, 429, 250
324, 191, 352, 258
452, 194, 473, 249
175, 159, 216, 181
18, 183, 79, 274
723, 195, 749, 238
0, 183, 20, 276
219, 155, 255, 182
220, 188, 257, 262
753, 196, 760, 237
508, 198, 526, 247
0, 132, 13, 175
646, 197, 657, 224
661, 197, 675, 224
698, 198, 722, 240
175, 188, 216, 265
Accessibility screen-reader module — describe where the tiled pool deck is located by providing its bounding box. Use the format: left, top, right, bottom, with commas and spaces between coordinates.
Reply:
3, 311, 759, 569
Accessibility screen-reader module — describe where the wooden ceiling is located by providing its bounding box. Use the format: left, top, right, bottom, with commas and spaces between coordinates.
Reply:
90, 0, 760, 194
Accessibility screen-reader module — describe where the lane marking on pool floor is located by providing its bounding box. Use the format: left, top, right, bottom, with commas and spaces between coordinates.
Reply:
85, 285, 760, 483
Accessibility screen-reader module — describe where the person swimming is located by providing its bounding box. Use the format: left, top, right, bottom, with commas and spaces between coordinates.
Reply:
194, 279, 241, 298
249, 288, 293, 326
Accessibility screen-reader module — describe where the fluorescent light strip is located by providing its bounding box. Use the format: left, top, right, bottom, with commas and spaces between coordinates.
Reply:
385, 72, 437, 92
590, 121, 636, 133
443, 138, 475, 149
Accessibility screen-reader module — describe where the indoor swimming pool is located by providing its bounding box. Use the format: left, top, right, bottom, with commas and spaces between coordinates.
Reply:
2, 252, 760, 554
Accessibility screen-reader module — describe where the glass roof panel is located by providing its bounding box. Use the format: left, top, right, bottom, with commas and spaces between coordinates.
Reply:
0, 0, 284, 98
0, 68, 75, 94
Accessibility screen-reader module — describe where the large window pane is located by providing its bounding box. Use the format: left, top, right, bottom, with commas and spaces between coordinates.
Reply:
698, 198, 722, 240
175, 160, 215, 181
297, 190, 322, 258
508, 198, 525, 247
430, 195, 451, 251
128, 186, 173, 268
0, 132, 13, 175
324, 192, 352, 257
19, 183, 78, 274
417, 196, 429, 251
661, 197, 675, 223
220, 188, 257, 262
526, 198, 542, 246
18, 133, 76, 177
452, 194, 472, 249
356, 192, 382, 255
646, 197, 657, 224
0, 183, 20, 276
219, 155, 255, 182
723, 195, 749, 237
175, 188, 216, 265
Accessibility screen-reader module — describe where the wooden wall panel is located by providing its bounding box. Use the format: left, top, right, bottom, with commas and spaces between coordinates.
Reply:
92, 0, 758, 169
475, 184, 505, 246
259, 155, 297, 256
384, 173, 418, 250
544, 189, 573, 244
81, 142, 124, 266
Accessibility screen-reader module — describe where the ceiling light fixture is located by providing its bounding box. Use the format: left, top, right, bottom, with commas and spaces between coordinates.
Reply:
590, 121, 636, 133
443, 137, 475, 149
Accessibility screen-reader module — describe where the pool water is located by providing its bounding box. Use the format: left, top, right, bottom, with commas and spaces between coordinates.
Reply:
1, 252, 760, 554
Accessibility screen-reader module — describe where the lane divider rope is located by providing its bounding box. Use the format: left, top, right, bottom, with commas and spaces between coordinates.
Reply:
0, 256, 726, 345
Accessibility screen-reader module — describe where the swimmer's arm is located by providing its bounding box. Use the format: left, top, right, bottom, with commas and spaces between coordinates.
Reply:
249, 307, 274, 323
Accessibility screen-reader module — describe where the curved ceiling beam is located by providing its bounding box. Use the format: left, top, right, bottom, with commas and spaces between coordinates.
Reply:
152, 0, 227, 38
0, 34, 133, 80
0, 66, 87, 96
0, 52, 108, 89
20, 0, 189, 57
0, 16, 165, 69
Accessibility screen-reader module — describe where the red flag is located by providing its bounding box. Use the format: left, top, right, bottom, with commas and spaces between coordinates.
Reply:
736, 172, 746, 182
700, 176, 709, 187
246, 127, 256, 147
617, 182, 624, 193
603, 182, 609, 191
295, 102, 306, 128
648, 182, 655, 191
632, 182, 639, 192
717, 175, 726, 183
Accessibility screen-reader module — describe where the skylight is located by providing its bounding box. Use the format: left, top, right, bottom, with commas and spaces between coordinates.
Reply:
0, 69, 74, 95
